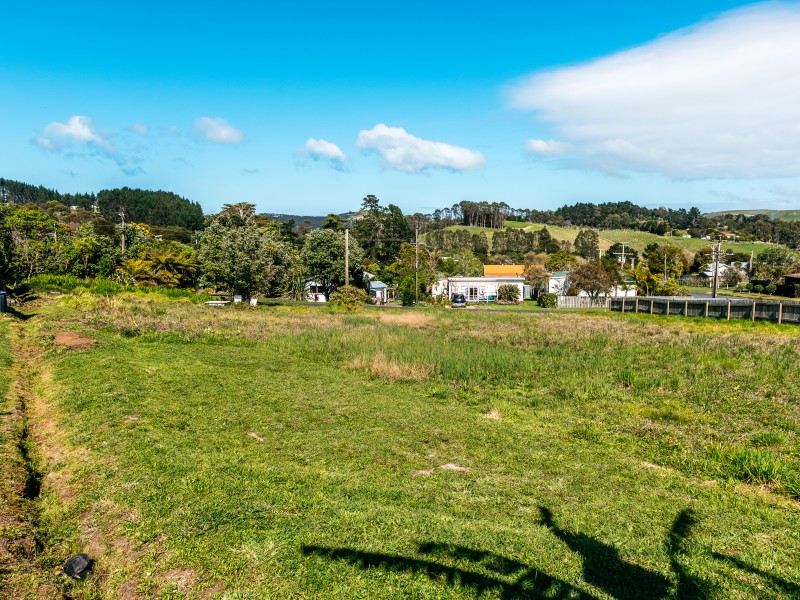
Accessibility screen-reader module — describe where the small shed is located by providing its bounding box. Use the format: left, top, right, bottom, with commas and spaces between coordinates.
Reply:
368, 280, 391, 304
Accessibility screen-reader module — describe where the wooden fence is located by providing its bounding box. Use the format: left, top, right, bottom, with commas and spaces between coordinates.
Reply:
609, 297, 800, 325
556, 296, 610, 309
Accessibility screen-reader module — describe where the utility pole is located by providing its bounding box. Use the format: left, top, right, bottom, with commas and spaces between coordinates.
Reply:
712, 239, 722, 299
612, 243, 630, 266
707, 239, 731, 299
414, 223, 419, 305
344, 228, 349, 286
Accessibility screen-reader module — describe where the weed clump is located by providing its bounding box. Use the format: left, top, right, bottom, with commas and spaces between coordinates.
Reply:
709, 444, 800, 498
328, 285, 368, 311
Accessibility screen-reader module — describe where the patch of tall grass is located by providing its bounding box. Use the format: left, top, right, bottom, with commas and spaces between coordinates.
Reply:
708, 444, 800, 498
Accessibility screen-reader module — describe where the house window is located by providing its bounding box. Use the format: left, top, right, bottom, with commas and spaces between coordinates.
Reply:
467, 287, 479, 301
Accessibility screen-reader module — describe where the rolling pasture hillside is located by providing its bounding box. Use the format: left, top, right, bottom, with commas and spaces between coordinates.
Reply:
2, 294, 799, 598
705, 209, 800, 222
444, 222, 777, 256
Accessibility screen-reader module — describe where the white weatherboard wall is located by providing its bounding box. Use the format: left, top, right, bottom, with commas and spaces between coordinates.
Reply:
444, 276, 525, 303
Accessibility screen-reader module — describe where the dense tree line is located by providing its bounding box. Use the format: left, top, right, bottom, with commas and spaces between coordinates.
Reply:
0, 177, 96, 208
1, 178, 204, 231
420, 198, 800, 250
96, 188, 204, 230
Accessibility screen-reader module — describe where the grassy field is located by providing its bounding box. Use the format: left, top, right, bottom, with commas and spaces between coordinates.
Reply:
3, 294, 800, 598
446, 223, 778, 257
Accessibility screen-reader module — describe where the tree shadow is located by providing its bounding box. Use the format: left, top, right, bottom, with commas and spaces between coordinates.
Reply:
711, 550, 800, 597
4, 305, 36, 321
538, 506, 671, 600
666, 509, 712, 599
304, 507, 722, 599
302, 542, 596, 599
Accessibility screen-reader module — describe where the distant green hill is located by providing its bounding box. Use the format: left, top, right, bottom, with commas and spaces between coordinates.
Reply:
266, 212, 358, 229
441, 222, 778, 256
704, 209, 800, 221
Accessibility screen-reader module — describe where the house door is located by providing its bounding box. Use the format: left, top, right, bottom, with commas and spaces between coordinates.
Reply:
467, 287, 479, 301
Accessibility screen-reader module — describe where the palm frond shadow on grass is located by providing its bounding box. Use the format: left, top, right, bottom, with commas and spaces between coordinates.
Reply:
303, 507, 718, 600
302, 542, 593, 599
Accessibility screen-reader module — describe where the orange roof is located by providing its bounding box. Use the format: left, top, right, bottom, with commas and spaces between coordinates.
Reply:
483, 265, 525, 276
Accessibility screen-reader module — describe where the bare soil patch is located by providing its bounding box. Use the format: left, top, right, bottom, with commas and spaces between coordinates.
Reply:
53, 331, 96, 350
482, 408, 502, 420
412, 463, 471, 476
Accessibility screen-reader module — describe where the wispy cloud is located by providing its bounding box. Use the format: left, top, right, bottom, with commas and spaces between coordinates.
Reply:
356, 124, 485, 173
34, 115, 115, 154
524, 139, 570, 157
193, 117, 245, 144
299, 138, 348, 170
33, 115, 144, 176
769, 185, 800, 207
128, 123, 149, 136
508, 4, 800, 179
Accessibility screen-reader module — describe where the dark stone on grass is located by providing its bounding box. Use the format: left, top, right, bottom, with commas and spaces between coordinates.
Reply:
63, 553, 93, 579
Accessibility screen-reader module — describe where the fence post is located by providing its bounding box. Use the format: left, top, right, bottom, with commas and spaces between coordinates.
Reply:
727, 301, 731, 320
752, 301, 757, 322
635, 298, 639, 313
666, 300, 670, 316
704, 302, 709, 318
778, 302, 783, 325
650, 299, 654, 315
684, 300, 688, 316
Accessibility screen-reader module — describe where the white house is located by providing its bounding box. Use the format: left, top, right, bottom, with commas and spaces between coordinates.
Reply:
438, 276, 525, 303
547, 270, 636, 298
547, 271, 571, 295
305, 281, 327, 302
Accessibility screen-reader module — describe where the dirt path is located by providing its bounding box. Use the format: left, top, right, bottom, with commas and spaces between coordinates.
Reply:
0, 306, 61, 598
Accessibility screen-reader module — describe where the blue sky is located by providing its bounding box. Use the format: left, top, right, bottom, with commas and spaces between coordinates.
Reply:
2, 1, 799, 216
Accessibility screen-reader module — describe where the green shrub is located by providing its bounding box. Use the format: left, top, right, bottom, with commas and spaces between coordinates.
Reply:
537, 293, 557, 308
745, 283, 753, 292
753, 284, 764, 294
25, 274, 88, 293
89, 278, 126, 296
328, 285, 368, 311
765, 283, 777, 295
497, 284, 520, 304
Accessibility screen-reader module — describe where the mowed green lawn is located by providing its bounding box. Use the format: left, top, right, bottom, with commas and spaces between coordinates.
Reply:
17, 295, 800, 598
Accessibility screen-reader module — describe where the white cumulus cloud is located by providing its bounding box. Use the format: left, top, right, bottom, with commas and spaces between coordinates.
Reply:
508, 3, 800, 179
34, 115, 115, 154
356, 124, 485, 172
303, 138, 348, 169
194, 117, 245, 144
